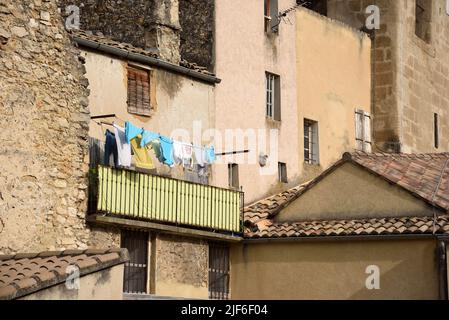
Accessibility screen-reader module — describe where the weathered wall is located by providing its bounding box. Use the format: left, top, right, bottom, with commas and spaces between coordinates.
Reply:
84, 49, 215, 181
277, 162, 437, 223
230, 239, 440, 300
327, 0, 449, 153
214, 0, 300, 204
296, 8, 371, 181
327, 0, 401, 152
153, 234, 208, 299
0, 0, 119, 254
58, 0, 181, 63
21, 264, 124, 300
179, 0, 215, 71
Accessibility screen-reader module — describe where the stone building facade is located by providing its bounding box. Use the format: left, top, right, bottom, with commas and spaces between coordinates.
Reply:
0, 0, 119, 254
57, 0, 214, 68
327, 0, 449, 153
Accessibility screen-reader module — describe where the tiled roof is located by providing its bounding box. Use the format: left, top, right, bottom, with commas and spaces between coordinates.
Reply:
245, 216, 449, 239
244, 184, 308, 226
71, 30, 215, 76
244, 152, 449, 240
0, 248, 129, 300
349, 152, 449, 211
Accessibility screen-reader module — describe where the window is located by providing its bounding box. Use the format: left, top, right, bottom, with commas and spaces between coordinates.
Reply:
209, 242, 230, 300
434, 113, 439, 149
121, 230, 149, 294
278, 162, 288, 183
228, 163, 239, 189
304, 119, 319, 164
355, 110, 372, 152
264, 0, 278, 33
415, 0, 432, 42
127, 65, 152, 116
266, 72, 281, 121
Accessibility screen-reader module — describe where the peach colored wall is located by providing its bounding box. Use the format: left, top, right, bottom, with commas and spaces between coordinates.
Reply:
296, 8, 372, 182
214, 0, 300, 204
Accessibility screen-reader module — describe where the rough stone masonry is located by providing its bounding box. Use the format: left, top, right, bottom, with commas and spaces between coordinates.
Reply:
0, 0, 119, 254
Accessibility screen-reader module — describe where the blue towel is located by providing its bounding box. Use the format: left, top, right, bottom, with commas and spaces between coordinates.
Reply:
125, 121, 143, 143
141, 130, 160, 148
159, 136, 174, 166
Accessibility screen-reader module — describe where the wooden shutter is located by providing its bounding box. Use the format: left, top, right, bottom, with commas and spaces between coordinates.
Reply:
363, 112, 372, 152
127, 66, 151, 116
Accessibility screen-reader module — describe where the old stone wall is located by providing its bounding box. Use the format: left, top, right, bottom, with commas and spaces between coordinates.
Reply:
179, 0, 214, 70
0, 0, 119, 254
57, 0, 181, 64
153, 234, 208, 298
327, 0, 449, 153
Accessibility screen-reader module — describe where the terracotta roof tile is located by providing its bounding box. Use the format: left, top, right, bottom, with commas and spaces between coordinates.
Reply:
0, 248, 129, 300
246, 216, 449, 239
244, 152, 449, 240
71, 30, 216, 76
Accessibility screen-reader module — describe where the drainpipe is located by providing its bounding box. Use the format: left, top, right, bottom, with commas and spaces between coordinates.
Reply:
438, 240, 448, 300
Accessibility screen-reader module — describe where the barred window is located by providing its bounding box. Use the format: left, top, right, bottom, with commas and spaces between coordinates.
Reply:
127, 66, 152, 116
304, 119, 319, 165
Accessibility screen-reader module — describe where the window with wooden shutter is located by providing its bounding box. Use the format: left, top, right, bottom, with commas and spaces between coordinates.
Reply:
355, 109, 372, 152
127, 66, 152, 116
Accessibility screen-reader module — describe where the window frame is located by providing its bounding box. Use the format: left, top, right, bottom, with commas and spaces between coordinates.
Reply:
265, 72, 281, 121
355, 109, 372, 152
304, 119, 319, 165
228, 163, 239, 190
278, 162, 288, 183
415, 0, 432, 43
127, 64, 153, 117
434, 113, 439, 149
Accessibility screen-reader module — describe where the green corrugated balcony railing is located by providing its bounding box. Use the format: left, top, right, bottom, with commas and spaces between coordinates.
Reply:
93, 165, 243, 233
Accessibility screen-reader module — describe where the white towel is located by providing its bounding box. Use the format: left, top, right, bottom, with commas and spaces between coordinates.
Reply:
113, 124, 132, 167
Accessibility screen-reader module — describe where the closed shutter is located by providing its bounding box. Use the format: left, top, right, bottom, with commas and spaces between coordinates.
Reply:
127, 66, 151, 116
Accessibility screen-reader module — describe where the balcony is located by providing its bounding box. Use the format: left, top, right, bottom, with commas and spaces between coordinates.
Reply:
89, 165, 244, 234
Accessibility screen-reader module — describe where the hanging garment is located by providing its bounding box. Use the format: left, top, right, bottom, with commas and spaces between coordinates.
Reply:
148, 139, 164, 164
141, 130, 160, 148
193, 146, 207, 167
182, 143, 194, 167
104, 129, 118, 167
159, 136, 174, 166
125, 121, 143, 143
206, 146, 216, 164
113, 124, 132, 167
130, 136, 155, 170
173, 141, 184, 165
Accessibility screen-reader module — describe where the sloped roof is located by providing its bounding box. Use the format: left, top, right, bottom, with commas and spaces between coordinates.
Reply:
349, 152, 449, 211
244, 152, 449, 239
70, 30, 216, 77
0, 248, 129, 300
245, 216, 449, 239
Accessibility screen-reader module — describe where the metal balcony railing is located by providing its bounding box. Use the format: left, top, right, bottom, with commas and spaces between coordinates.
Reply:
90, 165, 244, 233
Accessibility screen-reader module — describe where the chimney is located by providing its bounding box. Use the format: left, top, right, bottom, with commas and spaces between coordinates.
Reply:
145, 0, 181, 64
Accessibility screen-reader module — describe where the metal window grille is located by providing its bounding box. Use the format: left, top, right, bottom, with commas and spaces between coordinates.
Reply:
127, 66, 152, 117
304, 119, 318, 164
208, 242, 230, 300
121, 230, 149, 294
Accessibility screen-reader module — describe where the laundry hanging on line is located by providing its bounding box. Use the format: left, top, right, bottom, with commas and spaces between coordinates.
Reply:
103, 121, 217, 169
